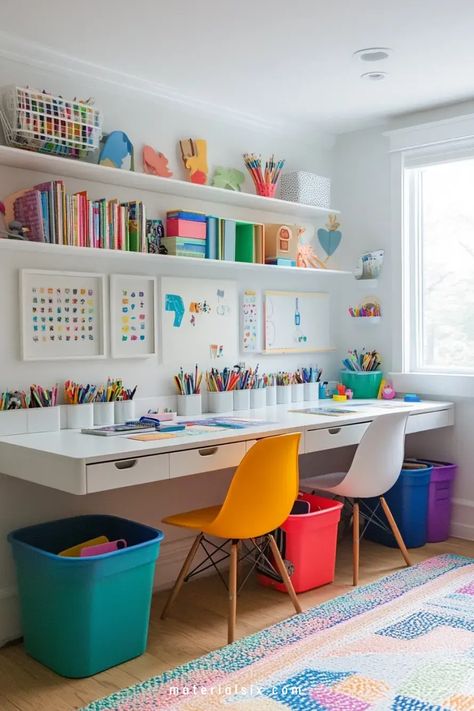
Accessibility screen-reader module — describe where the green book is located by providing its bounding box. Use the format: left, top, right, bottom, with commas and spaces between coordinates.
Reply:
235, 222, 255, 262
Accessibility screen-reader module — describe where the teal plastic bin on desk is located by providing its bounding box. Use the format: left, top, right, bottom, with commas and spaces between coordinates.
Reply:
8, 515, 164, 678
340, 370, 383, 398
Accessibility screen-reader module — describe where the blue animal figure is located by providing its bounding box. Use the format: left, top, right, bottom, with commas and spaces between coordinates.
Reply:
98, 131, 134, 170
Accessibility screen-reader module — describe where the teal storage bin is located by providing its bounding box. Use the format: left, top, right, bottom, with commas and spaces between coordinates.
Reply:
8, 515, 164, 678
340, 370, 383, 398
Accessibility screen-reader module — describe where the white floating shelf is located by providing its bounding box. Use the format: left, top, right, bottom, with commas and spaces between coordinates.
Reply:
0, 239, 352, 277
0, 145, 339, 220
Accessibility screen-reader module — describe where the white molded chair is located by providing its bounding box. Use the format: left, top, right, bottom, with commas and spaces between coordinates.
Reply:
301, 411, 412, 585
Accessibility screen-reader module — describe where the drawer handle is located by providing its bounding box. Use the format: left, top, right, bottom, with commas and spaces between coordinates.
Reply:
328, 428, 341, 435
114, 459, 138, 470
198, 447, 218, 457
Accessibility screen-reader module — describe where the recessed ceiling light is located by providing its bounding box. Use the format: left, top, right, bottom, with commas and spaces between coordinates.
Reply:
360, 71, 388, 81
354, 47, 392, 62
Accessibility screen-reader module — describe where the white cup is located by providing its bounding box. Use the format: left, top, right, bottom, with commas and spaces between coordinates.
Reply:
207, 391, 233, 414
0, 410, 28, 436
266, 385, 277, 406
27, 406, 61, 433
291, 383, 305, 403
65, 403, 94, 429
250, 388, 267, 409
177, 393, 202, 416
304, 382, 319, 402
114, 400, 136, 423
93, 401, 115, 426
233, 389, 250, 411
277, 385, 292, 404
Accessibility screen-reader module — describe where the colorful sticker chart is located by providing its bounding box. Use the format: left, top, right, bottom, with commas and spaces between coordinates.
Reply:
242, 289, 258, 353
20, 270, 106, 361
109, 275, 157, 358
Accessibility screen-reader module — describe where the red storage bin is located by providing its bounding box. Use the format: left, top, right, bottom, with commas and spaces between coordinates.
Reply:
257, 493, 343, 593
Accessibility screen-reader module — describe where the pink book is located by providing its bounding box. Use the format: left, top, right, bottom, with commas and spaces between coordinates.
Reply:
13, 190, 45, 242
166, 217, 206, 239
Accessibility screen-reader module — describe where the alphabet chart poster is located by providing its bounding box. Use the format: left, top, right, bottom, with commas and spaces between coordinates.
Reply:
110, 275, 157, 358
20, 269, 106, 360
161, 276, 237, 364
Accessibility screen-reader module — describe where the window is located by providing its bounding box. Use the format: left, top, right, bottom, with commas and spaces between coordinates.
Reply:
404, 151, 474, 374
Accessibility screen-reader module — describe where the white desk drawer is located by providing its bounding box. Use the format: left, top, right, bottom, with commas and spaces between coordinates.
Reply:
86, 453, 170, 493
406, 409, 453, 434
305, 422, 370, 453
169, 442, 246, 479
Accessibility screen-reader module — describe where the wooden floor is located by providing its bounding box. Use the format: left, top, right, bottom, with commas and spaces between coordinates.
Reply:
0, 536, 472, 711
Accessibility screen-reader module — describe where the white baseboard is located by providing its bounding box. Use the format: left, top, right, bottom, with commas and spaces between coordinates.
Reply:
0, 534, 224, 648
451, 498, 474, 542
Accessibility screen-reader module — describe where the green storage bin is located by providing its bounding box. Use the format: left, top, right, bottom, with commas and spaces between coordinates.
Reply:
8, 515, 164, 678
340, 369, 383, 398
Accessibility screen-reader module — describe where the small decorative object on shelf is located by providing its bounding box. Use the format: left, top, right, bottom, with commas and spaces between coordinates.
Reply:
179, 138, 208, 184
142, 146, 173, 177
243, 153, 285, 197
317, 214, 342, 263
296, 241, 327, 269
280, 171, 331, 208
264, 223, 302, 263
381, 382, 396, 399
146, 219, 165, 254
98, 131, 134, 170
0, 85, 102, 159
348, 297, 382, 319
354, 249, 384, 280
211, 166, 245, 191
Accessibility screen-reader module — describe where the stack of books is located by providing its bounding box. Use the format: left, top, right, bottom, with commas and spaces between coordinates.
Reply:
12, 181, 148, 252
163, 210, 207, 258
206, 217, 264, 263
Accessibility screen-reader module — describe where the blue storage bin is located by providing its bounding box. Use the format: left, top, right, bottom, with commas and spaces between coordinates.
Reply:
8, 515, 164, 678
364, 464, 432, 548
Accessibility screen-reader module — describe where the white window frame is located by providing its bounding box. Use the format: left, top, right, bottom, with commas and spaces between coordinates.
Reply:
386, 114, 474, 396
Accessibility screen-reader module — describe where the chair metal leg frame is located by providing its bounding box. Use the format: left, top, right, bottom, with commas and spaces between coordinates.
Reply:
185, 536, 231, 589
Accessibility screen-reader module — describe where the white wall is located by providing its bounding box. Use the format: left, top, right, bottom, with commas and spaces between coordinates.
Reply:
333, 113, 474, 543
0, 52, 344, 645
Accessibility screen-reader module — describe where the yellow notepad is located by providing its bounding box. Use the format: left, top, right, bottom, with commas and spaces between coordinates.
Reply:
129, 433, 175, 441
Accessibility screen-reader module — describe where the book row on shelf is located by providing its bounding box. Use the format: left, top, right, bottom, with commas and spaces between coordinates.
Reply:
5, 180, 307, 265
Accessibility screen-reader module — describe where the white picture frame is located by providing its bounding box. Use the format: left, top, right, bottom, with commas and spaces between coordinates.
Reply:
110, 274, 157, 358
264, 290, 333, 353
20, 269, 106, 361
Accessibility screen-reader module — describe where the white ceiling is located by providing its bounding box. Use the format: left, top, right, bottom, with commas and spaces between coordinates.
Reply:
2, 0, 474, 133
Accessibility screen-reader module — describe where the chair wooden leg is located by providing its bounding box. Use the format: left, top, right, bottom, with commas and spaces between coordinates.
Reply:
228, 541, 239, 644
352, 501, 360, 586
268, 534, 302, 615
161, 533, 203, 620
380, 497, 412, 567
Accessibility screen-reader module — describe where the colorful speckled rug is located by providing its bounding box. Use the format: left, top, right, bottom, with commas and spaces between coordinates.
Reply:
83, 554, 474, 710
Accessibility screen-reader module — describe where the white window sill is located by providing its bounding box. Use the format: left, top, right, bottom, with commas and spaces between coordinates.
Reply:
390, 372, 474, 398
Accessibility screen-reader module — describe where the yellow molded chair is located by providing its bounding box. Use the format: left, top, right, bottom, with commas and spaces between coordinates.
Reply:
161, 433, 303, 643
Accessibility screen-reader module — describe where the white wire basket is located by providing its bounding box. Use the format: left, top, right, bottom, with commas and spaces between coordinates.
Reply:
0, 85, 103, 158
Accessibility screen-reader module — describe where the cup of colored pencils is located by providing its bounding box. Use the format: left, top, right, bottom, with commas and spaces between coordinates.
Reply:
175, 366, 202, 416
29, 384, 58, 408
263, 373, 277, 406
243, 153, 285, 197
64, 380, 95, 429
340, 349, 383, 399
0, 389, 28, 410
302, 366, 321, 401
276, 372, 292, 404
206, 367, 238, 413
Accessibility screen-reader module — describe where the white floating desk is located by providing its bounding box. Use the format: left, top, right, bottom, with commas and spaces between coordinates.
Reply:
0, 400, 453, 495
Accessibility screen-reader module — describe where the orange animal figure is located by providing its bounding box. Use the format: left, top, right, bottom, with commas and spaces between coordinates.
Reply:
179, 139, 208, 184
142, 146, 173, 177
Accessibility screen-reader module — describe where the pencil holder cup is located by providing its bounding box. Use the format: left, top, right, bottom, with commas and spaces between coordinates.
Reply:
340, 370, 383, 399
0, 409, 28, 436
114, 400, 136, 423
291, 383, 305, 403
177, 394, 202, 417
266, 386, 277, 406
250, 388, 267, 409
233, 389, 250, 411
93, 401, 115, 426
256, 184, 277, 198
207, 391, 233, 414
277, 385, 292, 405
65, 403, 94, 429
27, 406, 61, 433
304, 382, 319, 402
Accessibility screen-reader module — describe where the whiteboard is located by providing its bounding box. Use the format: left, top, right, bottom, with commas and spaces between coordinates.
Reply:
264, 290, 332, 353
161, 277, 238, 364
